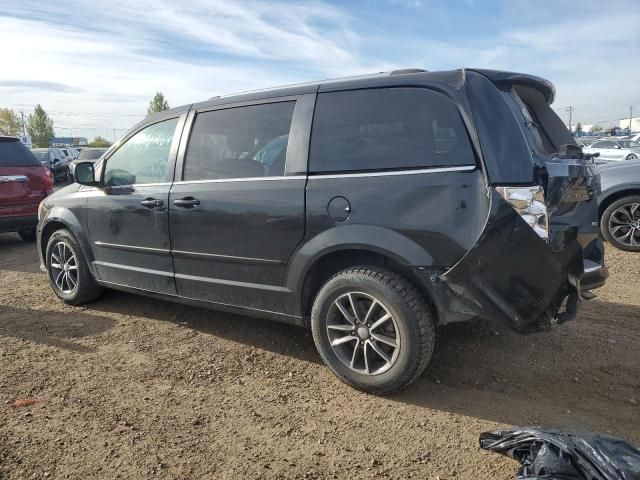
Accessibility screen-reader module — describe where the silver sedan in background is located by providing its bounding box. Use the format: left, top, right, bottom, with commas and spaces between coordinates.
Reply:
583, 138, 640, 161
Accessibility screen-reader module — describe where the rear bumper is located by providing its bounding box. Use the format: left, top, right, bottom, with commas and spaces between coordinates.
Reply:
0, 213, 38, 233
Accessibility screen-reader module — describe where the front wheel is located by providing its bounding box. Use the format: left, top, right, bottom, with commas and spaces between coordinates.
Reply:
601, 195, 640, 251
311, 267, 435, 394
45, 229, 103, 304
626, 154, 638, 160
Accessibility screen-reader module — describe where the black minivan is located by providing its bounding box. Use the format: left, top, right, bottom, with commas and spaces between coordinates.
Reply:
37, 68, 607, 393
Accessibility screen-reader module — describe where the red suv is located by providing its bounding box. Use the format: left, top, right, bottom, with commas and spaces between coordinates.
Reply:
0, 137, 53, 241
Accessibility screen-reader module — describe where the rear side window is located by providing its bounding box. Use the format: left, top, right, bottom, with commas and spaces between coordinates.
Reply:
183, 101, 295, 181
0, 138, 40, 167
309, 88, 476, 174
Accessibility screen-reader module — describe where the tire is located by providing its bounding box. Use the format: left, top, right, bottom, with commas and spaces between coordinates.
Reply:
18, 228, 37, 242
626, 154, 638, 160
45, 228, 103, 304
311, 267, 435, 394
601, 195, 640, 252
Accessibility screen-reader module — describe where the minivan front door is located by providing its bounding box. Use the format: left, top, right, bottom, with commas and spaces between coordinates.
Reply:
86, 116, 184, 294
168, 98, 309, 314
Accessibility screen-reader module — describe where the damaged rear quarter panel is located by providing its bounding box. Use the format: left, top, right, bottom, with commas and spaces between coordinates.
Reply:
428, 189, 582, 333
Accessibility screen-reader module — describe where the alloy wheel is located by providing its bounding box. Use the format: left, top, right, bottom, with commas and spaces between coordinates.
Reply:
608, 202, 640, 247
326, 291, 401, 375
50, 241, 79, 293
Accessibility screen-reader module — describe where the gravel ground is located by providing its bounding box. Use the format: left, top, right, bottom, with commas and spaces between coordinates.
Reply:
0, 231, 639, 479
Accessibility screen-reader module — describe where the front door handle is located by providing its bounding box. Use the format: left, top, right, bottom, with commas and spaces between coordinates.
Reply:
140, 198, 163, 208
173, 197, 200, 208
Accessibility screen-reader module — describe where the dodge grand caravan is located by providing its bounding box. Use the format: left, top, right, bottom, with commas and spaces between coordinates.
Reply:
37, 68, 607, 393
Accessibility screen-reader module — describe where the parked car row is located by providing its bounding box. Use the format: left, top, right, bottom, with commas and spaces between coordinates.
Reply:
31, 147, 72, 183
583, 137, 640, 162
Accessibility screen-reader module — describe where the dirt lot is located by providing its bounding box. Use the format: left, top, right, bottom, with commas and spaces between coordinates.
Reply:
1, 232, 639, 480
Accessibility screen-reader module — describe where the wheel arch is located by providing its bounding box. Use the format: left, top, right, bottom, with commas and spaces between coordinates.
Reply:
284, 225, 440, 322
39, 208, 96, 276
599, 187, 640, 218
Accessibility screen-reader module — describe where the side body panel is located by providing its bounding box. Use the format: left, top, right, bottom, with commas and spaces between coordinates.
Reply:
285, 169, 489, 316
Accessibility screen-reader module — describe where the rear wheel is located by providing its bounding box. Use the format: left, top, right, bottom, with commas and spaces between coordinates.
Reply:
311, 267, 435, 394
18, 228, 36, 242
601, 195, 640, 251
45, 229, 102, 304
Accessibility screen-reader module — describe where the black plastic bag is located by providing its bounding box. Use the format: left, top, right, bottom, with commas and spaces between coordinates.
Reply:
479, 427, 640, 479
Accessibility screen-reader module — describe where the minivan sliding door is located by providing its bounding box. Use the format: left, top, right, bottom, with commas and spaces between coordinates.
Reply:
168, 96, 311, 314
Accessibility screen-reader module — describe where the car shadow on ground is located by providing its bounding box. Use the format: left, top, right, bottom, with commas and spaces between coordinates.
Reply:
87, 289, 640, 440
0, 305, 116, 353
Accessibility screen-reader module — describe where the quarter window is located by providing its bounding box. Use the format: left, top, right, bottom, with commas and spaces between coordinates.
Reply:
309, 88, 476, 173
183, 102, 295, 181
103, 118, 178, 186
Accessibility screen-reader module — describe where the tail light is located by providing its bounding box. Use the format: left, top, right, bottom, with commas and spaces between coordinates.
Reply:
496, 186, 548, 241
42, 165, 53, 194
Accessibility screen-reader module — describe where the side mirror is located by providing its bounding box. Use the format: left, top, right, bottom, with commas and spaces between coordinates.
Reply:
52, 158, 59, 164
75, 162, 99, 186
616, 145, 622, 149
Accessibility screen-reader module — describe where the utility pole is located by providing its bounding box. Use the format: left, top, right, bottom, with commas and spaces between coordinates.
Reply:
20, 110, 26, 136
566, 106, 574, 133
630, 106, 634, 133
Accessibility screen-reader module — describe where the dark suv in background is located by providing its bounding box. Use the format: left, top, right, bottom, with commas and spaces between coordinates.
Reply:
38, 68, 606, 393
32, 147, 71, 183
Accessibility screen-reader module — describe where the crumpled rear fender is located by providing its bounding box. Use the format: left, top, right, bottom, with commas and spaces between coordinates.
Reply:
421, 190, 583, 333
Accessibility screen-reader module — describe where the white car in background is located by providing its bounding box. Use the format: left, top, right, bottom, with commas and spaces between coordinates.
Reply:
582, 138, 640, 161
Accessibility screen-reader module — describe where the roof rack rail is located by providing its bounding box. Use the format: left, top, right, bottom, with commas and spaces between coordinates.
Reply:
389, 68, 427, 75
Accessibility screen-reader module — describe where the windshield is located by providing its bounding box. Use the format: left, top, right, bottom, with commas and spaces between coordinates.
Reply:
619, 140, 639, 148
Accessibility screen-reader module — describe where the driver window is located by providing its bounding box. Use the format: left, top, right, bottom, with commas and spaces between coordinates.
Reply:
104, 118, 179, 186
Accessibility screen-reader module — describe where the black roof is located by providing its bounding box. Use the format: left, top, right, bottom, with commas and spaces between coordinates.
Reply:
142, 67, 555, 127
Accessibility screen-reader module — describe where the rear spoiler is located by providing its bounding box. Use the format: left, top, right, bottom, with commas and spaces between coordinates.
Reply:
467, 68, 556, 104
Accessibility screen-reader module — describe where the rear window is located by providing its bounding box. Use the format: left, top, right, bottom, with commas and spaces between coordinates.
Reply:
0, 138, 40, 167
309, 88, 476, 174
592, 141, 615, 149
33, 150, 49, 161
78, 149, 106, 160
511, 85, 575, 155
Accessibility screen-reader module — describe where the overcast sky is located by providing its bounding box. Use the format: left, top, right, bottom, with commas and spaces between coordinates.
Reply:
1, 0, 638, 141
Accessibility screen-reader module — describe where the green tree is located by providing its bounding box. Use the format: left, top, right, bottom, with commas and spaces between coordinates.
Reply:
0, 108, 23, 136
147, 92, 170, 115
26, 105, 54, 147
575, 122, 583, 134
89, 136, 112, 148
592, 125, 603, 133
